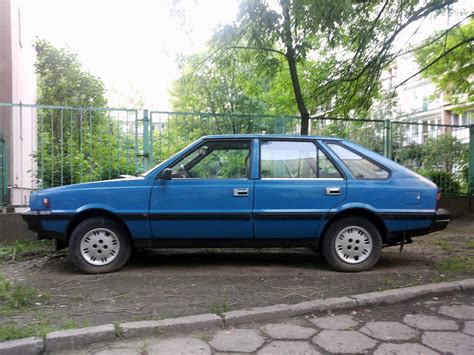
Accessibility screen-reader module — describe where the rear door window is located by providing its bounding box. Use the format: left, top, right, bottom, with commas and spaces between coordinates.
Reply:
260, 140, 342, 179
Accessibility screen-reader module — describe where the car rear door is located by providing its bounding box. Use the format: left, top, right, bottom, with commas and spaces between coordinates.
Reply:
253, 139, 346, 238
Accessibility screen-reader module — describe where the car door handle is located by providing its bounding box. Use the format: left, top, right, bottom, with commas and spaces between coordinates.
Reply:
325, 187, 341, 196
233, 188, 249, 197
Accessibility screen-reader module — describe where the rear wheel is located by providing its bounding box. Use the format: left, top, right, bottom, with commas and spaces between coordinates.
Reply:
322, 216, 382, 272
69, 217, 131, 274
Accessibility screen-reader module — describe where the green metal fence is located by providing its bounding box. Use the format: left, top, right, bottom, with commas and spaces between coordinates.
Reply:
0, 102, 473, 207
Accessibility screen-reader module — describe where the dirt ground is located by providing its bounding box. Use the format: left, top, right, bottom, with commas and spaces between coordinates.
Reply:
1, 216, 474, 330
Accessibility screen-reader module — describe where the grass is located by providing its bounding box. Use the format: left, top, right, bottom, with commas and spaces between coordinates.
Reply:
210, 295, 230, 316
0, 318, 92, 341
426, 235, 474, 275
0, 274, 43, 312
0, 323, 54, 341
0, 240, 55, 263
114, 321, 123, 339
435, 255, 474, 274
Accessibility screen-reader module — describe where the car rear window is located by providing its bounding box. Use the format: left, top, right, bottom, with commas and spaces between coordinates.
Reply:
327, 143, 389, 180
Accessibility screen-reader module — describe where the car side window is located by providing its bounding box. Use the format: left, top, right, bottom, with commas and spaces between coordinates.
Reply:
327, 143, 389, 180
170, 141, 250, 179
260, 141, 341, 179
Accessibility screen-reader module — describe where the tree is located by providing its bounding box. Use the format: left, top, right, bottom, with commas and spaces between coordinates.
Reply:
208, 0, 456, 134
415, 17, 473, 107
165, 49, 299, 158
34, 40, 139, 187
34, 39, 107, 107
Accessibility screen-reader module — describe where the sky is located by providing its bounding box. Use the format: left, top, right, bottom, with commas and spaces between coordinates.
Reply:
17, 0, 473, 110
19, 0, 239, 109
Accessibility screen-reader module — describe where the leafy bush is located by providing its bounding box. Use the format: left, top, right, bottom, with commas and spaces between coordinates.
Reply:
421, 170, 461, 195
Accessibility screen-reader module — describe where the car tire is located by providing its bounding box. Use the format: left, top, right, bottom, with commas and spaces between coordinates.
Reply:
322, 216, 382, 272
69, 217, 131, 274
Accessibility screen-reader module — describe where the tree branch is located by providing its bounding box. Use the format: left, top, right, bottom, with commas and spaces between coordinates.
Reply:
226, 45, 286, 57
347, 0, 456, 83
393, 37, 474, 90
399, 14, 473, 57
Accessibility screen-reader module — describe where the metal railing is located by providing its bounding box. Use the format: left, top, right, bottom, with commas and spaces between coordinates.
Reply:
1, 103, 472, 207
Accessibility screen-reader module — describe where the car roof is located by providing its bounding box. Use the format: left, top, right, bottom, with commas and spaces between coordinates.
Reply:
202, 134, 343, 141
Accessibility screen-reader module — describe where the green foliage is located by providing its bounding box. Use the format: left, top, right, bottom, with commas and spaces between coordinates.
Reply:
35, 39, 107, 107
35, 40, 142, 187
415, 18, 474, 108
422, 134, 468, 172
0, 274, 41, 310
171, 0, 456, 132
421, 169, 461, 195
398, 134, 469, 194
0, 240, 54, 262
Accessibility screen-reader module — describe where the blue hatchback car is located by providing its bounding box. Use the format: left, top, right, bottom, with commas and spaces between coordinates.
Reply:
23, 135, 450, 273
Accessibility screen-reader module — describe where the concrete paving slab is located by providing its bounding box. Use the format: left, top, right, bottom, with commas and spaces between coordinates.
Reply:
309, 315, 359, 330
147, 337, 211, 355
257, 341, 320, 355
209, 329, 264, 353
260, 323, 317, 339
403, 314, 459, 330
312, 330, 377, 353
438, 304, 474, 320
464, 321, 474, 336
422, 331, 474, 354
374, 343, 439, 355
359, 321, 419, 341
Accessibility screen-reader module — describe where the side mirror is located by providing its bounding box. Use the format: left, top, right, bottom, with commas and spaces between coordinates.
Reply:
157, 168, 173, 180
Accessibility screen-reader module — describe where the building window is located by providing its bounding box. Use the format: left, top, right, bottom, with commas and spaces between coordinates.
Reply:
452, 113, 459, 125
422, 97, 429, 111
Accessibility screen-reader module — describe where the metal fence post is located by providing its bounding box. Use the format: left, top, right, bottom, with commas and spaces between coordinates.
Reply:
383, 119, 392, 160
469, 124, 474, 194
143, 109, 150, 171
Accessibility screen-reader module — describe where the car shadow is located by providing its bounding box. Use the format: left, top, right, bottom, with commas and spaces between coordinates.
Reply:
122, 247, 422, 272
126, 248, 328, 269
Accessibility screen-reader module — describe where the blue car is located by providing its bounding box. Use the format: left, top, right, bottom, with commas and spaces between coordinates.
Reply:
23, 135, 450, 273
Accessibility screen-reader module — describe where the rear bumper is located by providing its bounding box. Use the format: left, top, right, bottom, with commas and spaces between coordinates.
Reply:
428, 208, 450, 233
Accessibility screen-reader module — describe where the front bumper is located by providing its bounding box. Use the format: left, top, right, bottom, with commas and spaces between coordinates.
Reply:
22, 210, 45, 235
429, 208, 450, 233
22, 210, 67, 241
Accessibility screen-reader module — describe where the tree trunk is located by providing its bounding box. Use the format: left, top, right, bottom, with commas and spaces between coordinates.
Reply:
281, 0, 310, 135
286, 49, 310, 135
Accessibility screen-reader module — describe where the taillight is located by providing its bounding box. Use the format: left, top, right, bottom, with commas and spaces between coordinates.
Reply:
436, 191, 441, 210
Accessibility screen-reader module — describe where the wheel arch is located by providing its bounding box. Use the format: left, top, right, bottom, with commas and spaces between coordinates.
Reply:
66, 209, 132, 244
320, 208, 388, 245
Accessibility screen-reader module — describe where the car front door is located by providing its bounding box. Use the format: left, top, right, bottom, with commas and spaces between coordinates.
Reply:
253, 139, 346, 238
149, 139, 254, 238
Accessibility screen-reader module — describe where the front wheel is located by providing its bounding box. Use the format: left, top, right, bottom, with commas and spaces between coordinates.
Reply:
322, 217, 382, 272
69, 217, 131, 274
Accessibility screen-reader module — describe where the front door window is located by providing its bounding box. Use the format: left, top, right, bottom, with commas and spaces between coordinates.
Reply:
170, 141, 250, 179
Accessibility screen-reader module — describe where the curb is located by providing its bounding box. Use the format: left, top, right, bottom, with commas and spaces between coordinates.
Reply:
0, 278, 472, 354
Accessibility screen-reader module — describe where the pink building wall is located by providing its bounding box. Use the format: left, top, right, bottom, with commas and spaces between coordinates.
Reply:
0, 0, 37, 207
